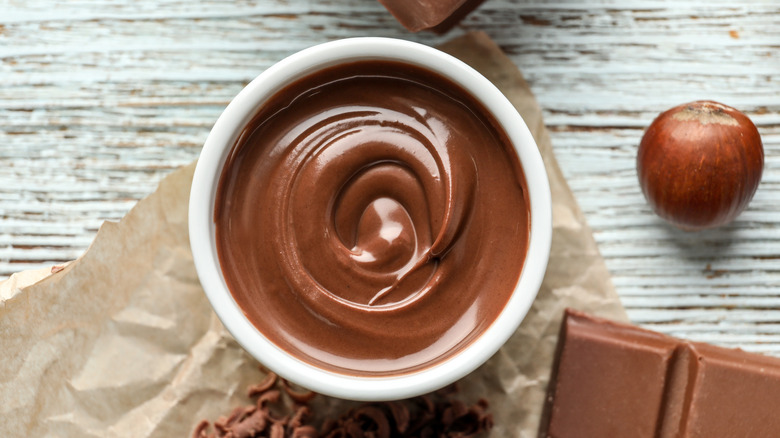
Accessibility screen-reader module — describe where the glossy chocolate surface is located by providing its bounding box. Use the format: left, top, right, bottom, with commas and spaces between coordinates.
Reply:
215, 60, 529, 376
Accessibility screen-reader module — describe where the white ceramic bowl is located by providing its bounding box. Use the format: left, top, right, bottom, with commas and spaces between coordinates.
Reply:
189, 37, 551, 401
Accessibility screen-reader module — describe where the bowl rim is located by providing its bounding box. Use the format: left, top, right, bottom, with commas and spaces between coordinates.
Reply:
188, 37, 552, 401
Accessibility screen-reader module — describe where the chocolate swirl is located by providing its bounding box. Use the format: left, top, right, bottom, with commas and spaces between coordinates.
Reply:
216, 61, 529, 376
274, 103, 476, 309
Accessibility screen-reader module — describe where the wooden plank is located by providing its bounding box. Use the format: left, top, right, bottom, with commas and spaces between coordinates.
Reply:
1, 0, 779, 352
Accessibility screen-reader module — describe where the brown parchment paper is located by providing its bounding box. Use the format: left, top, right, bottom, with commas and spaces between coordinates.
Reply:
0, 31, 626, 438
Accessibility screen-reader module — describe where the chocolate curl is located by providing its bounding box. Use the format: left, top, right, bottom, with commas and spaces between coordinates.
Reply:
291, 426, 318, 438
281, 379, 317, 404
248, 372, 278, 397
406, 394, 493, 438
385, 402, 410, 434
223, 407, 271, 438
476, 399, 493, 432
193, 419, 211, 438
257, 389, 282, 409
444, 398, 493, 438
215, 406, 252, 434
406, 395, 436, 434
269, 422, 285, 438
289, 405, 311, 429
355, 405, 392, 438
441, 399, 469, 427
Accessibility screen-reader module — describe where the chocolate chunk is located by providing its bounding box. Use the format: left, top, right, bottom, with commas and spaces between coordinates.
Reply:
540, 309, 780, 438
377, 0, 485, 33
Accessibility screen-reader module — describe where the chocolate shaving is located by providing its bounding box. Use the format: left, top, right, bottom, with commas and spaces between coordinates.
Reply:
318, 385, 492, 438
193, 420, 211, 438
291, 426, 318, 438
193, 375, 492, 438
270, 422, 285, 438
289, 406, 311, 429
282, 379, 317, 404
385, 402, 409, 433
248, 372, 279, 397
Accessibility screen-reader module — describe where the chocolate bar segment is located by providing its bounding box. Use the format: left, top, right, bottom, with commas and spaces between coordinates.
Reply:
541, 309, 780, 438
541, 309, 678, 437
681, 343, 780, 436
377, 0, 485, 33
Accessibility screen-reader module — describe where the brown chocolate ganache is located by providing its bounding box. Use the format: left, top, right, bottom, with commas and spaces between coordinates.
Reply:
215, 60, 530, 377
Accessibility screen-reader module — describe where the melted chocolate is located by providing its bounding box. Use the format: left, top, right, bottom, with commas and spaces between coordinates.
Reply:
215, 60, 529, 376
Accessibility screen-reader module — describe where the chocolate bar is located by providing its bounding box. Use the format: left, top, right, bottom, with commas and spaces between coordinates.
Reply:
540, 309, 780, 437
377, 0, 485, 33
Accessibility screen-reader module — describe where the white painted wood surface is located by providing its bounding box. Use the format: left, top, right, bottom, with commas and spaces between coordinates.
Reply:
2, 1, 779, 352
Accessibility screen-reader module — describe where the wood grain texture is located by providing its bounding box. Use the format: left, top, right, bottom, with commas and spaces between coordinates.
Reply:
2, 0, 779, 352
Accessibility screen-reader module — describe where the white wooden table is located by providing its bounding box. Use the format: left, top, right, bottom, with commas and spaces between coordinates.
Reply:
2, 0, 779, 353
